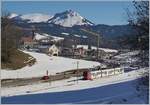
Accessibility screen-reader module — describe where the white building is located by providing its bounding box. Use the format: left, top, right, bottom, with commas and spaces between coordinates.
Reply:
48, 44, 60, 56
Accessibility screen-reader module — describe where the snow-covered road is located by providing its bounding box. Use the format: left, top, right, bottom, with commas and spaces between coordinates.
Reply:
1, 51, 101, 79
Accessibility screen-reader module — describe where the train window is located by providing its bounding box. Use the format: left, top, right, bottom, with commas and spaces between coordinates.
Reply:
104, 71, 107, 74
102, 71, 107, 74
108, 71, 114, 74
97, 72, 101, 75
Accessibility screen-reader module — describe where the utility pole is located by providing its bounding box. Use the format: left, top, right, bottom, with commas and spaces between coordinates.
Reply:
97, 35, 100, 61
72, 38, 76, 58
31, 25, 35, 39
77, 61, 79, 84
80, 29, 100, 61
49, 74, 51, 86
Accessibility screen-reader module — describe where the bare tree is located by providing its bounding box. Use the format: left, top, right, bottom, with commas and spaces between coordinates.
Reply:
128, 1, 149, 51
125, 1, 149, 103
1, 12, 23, 63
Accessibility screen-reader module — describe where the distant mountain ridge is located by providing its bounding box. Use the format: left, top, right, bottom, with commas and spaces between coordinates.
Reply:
9, 10, 94, 27
8, 10, 135, 49
9, 13, 53, 23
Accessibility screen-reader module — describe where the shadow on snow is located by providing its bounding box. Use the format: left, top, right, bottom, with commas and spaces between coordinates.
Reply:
1, 79, 140, 104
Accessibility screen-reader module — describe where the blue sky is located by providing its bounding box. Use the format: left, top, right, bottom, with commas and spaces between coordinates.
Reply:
2, 1, 134, 25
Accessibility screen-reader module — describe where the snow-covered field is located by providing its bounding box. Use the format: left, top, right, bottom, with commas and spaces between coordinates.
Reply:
1, 51, 101, 79
77, 45, 118, 53
1, 68, 148, 104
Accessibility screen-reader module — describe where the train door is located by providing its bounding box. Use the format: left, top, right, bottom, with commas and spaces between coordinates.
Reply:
83, 71, 92, 80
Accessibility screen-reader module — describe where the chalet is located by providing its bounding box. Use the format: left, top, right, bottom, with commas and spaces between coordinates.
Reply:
37, 44, 60, 56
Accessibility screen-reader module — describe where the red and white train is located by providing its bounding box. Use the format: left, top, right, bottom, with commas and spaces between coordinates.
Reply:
83, 67, 124, 80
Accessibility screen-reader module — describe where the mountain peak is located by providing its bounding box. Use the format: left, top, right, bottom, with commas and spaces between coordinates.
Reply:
66, 9, 75, 13
8, 10, 94, 27
48, 10, 94, 27
66, 9, 78, 14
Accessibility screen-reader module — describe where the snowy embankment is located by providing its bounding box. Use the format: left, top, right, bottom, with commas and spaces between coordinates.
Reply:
1, 68, 148, 104
1, 51, 101, 79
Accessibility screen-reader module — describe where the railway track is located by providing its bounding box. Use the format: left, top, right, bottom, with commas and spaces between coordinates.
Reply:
1, 69, 87, 88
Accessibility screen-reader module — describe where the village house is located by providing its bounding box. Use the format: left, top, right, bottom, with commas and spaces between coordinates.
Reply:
74, 47, 87, 58
75, 45, 118, 59
48, 44, 60, 56
20, 36, 38, 50
60, 47, 73, 57
37, 38, 52, 46
36, 44, 60, 56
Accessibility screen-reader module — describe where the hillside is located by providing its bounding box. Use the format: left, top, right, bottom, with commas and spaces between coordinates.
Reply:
1, 17, 36, 70
1, 50, 36, 70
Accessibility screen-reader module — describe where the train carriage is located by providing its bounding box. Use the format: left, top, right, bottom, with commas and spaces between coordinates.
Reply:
83, 66, 124, 80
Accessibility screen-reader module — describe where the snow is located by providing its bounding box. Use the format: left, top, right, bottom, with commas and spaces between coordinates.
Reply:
98, 48, 118, 53
34, 33, 48, 40
49, 35, 64, 42
9, 13, 53, 23
61, 32, 70, 36
21, 13, 53, 23
1, 68, 148, 104
1, 51, 101, 79
77, 45, 118, 53
74, 34, 81, 37
9, 10, 94, 27
82, 35, 88, 39
34, 33, 64, 42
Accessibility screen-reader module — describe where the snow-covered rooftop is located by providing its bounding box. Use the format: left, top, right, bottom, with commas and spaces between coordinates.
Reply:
34, 33, 48, 40
61, 32, 70, 36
